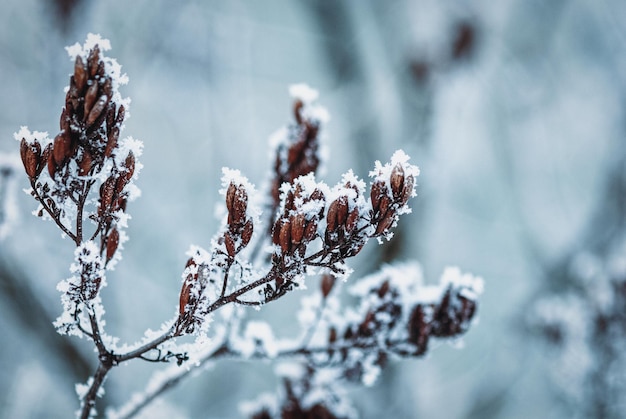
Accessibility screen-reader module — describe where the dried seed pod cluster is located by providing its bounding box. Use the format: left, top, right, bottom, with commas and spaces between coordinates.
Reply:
270, 86, 328, 210
324, 176, 367, 258
15, 34, 141, 273
223, 181, 254, 258
271, 175, 326, 258
304, 264, 483, 385
369, 153, 417, 239
407, 285, 478, 355
176, 256, 209, 335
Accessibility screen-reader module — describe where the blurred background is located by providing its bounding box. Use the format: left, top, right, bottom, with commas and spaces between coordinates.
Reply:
1, 0, 626, 418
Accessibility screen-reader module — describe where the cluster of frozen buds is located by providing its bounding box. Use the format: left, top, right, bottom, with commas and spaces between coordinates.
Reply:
16, 35, 142, 334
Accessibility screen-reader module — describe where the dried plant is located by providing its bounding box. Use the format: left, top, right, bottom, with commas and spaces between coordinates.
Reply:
15, 34, 483, 418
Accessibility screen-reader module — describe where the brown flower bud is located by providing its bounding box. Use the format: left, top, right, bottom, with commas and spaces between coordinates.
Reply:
99, 176, 116, 214
335, 196, 348, 226
84, 81, 99, 116
303, 219, 318, 241
20, 139, 40, 179
290, 213, 305, 245
272, 220, 282, 246
47, 151, 58, 178
225, 183, 236, 214
232, 185, 248, 226
400, 174, 414, 205
52, 133, 71, 165
74, 55, 87, 92
105, 126, 119, 157
326, 200, 339, 233
241, 219, 254, 248
224, 231, 236, 257
106, 228, 119, 264
345, 207, 359, 234
87, 45, 100, 78
378, 195, 391, 218
370, 180, 386, 213
377, 280, 390, 299
86, 95, 108, 127
390, 163, 405, 201
122, 151, 135, 184
116, 104, 126, 126
279, 220, 292, 253
408, 305, 432, 355
178, 258, 198, 316
374, 212, 395, 236
321, 273, 336, 298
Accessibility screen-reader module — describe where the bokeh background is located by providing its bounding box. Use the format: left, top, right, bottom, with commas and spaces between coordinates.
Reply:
1, 0, 625, 418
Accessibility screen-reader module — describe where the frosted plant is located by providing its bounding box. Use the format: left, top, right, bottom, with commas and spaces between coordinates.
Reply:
15, 34, 483, 419
529, 243, 626, 419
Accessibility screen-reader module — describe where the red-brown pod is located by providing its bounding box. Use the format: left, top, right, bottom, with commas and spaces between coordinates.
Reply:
106, 228, 119, 264
279, 220, 292, 253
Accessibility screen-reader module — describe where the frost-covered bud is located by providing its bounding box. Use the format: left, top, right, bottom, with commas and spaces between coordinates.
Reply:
430, 286, 477, 337
105, 227, 119, 264
408, 304, 433, 355
225, 182, 249, 229
368, 151, 419, 239
321, 273, 336, 298
19, 138, 41, 179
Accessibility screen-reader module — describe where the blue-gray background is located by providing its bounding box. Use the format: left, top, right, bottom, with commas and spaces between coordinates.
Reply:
1, 1, 625, 418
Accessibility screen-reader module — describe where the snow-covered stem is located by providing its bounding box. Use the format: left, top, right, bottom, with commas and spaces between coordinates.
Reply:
15, 34, 483, 419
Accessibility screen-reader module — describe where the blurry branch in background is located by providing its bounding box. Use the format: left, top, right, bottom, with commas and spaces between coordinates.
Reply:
527, 147, 626, 419
13, 35, 483, 419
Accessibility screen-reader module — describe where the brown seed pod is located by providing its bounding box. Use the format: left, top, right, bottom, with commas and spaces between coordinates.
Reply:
320, 273, 336, 298
377, 280, 390, 299
104, 126, 119, 157
74, 55, 87, 92
378, 195, 391, 219
241, 219, 254, 248
224, 232, 236, 257
20, 139, 40, 179
178, 259, 198, 316
47, 151, 58, 178
400, 174, 414, 205
345, 207, 359, 234
390, 163, 405, 201
370, 180, 386, 213
233, 186, 248, 226
225, 182, 236, 214
99, 176, 117, 214
335, 196, 349, 226
290, 213, 305, 245
326, 200, 339, 233
122, 151, 135, 184
87, 45, 100, 77
408, 305, 432, 354
84, 82, 99, 117
279, 220, 292, 253
375, 213, 395, 236
303, 219, 318, 241
87, 95, 108, 127
52, 133, 71, 165
106, 228, 119, 263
